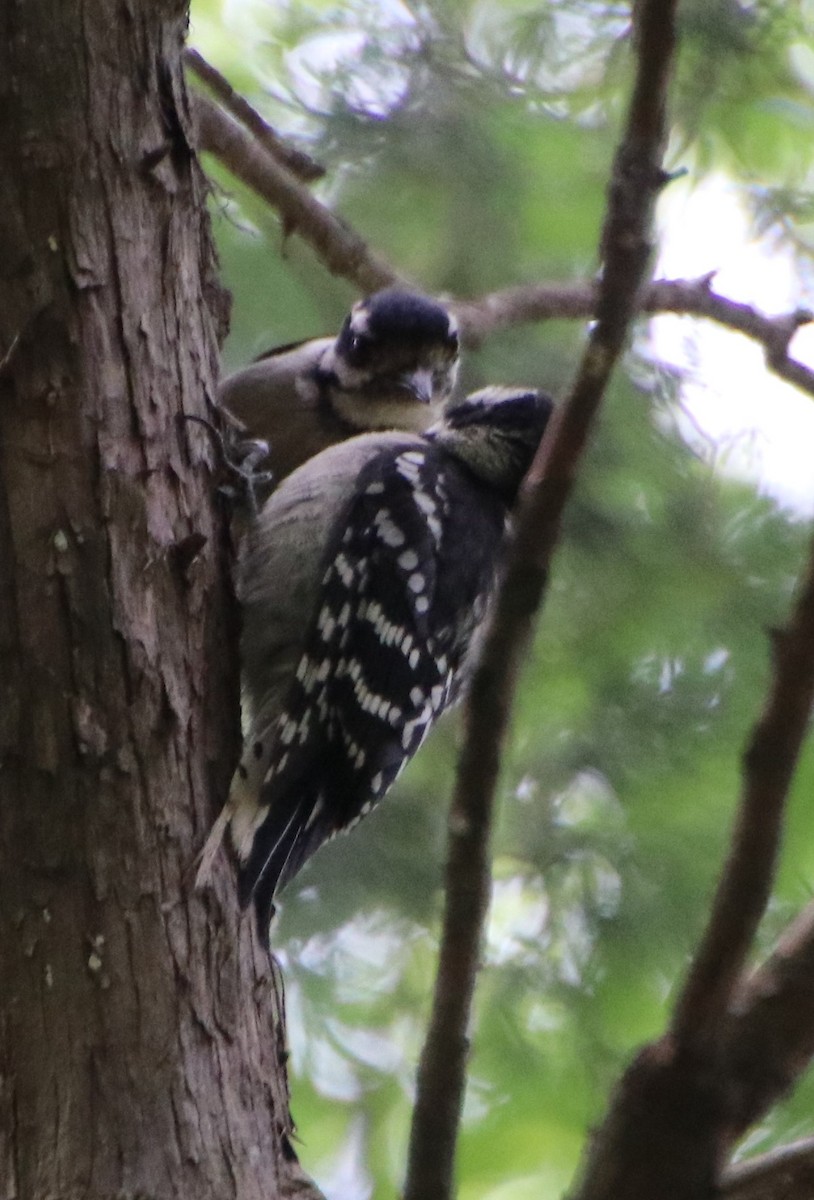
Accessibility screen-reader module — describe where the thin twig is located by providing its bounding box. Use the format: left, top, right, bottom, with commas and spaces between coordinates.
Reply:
672, 529, 814, 1046
189, 78, 814, 396
191, 91, 400, 294
184, 48, 325, 182
648, 278, 814, 396
720, 1137, 814, 1200
453, 278, 814, 398
402, 4, 678, 1199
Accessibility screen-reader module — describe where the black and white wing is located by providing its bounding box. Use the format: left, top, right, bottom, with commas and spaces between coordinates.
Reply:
237, 442, 507, 939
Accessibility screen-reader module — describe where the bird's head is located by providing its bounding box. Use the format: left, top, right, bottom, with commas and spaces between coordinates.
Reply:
324, 288, 460, 431
429, 386, 555, 502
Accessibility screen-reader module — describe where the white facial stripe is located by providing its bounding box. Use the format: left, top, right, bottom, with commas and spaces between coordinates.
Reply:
349, 305, 371, 335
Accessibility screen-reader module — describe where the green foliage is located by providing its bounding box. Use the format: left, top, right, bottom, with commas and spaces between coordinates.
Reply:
190, 1, 814, 1194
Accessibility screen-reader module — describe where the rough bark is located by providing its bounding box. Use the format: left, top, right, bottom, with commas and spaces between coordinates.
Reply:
0, 2, 290, 1197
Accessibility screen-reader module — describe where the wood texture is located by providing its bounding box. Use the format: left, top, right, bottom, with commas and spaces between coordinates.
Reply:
0, 2, 292, 1196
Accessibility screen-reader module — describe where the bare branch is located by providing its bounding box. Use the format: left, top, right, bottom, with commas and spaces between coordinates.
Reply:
190, 91, 400, 294
720, 899, 814, 1137
452, 281, 601, 339
454, 278, 814, 399
720, 1137, 814, 1200
672, 530, 814, 1046
184, 48, 325, 182
403, 4, 679, 1199
570, 534, 814, 1200
647, 279, 814, 396
187, 36, 814, 1200
188, 76, 814, 400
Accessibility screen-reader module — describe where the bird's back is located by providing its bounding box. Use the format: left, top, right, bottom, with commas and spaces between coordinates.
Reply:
219, 337, 335, 479
238, 430, 427, 739
237, 434, 509, 934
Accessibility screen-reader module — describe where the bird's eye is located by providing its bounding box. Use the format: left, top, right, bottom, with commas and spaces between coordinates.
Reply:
345, 332, 370, 364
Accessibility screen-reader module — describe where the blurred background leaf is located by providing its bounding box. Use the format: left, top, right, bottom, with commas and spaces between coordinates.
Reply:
189, 1, 814, 1195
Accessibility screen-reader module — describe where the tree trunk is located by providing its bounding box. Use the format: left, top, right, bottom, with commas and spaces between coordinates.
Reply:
0, 2, 291, 1196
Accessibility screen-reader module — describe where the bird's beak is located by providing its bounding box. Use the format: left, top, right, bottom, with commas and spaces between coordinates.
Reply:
400, 368, 435, 405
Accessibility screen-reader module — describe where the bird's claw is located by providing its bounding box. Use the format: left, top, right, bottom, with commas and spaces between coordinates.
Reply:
180, 414, 275, 514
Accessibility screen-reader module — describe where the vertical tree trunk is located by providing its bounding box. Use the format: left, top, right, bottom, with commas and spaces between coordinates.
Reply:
0, 2, 290, 1196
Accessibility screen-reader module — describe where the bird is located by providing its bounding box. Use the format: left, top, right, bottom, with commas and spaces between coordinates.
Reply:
198, 386, 554, 946
218, 288, 461, 483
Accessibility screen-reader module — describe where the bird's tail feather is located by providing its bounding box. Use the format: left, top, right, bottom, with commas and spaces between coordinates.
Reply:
237, 789, 328, 946
193, 747, 271, 890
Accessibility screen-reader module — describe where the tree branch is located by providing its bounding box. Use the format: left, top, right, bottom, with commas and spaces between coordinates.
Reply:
184, 48, 325, 182
567, 534, 814, 1200
190, 90, 400, 293
648, 278, 814, 396
187, 34, 814, 1200
672, 530, 814, 1047
720, 1137, 814, 1200
454, 277, 814, 398
188, 64, 814, 400
402, 4, 678, 1199
719, 898, 814, 1137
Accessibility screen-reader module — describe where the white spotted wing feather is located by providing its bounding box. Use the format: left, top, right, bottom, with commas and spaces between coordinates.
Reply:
238, 440, 507, 937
